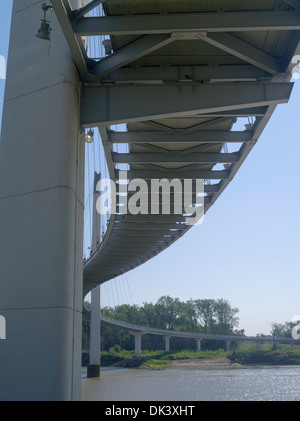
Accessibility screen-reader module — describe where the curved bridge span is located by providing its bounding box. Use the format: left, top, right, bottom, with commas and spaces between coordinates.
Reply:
61, 0, 300, 296
98, 314, 295, 356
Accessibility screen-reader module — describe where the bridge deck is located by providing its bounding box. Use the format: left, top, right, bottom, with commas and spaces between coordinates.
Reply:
98, 314, 296, 344
69, 0, 300, 296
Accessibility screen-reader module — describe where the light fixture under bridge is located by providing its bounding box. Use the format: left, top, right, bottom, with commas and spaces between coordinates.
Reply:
36, 3, 53, 41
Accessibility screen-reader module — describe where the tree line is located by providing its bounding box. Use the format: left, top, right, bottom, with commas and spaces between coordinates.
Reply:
83, 296, 243, 351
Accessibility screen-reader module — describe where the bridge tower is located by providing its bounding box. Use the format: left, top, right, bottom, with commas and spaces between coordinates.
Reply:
87, 172, 101, 378
0, 0, 86, 400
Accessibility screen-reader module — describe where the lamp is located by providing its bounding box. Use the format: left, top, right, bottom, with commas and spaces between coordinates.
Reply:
36, 3, 53, 41
85, 129, 94, 143
102, 39, 112, 55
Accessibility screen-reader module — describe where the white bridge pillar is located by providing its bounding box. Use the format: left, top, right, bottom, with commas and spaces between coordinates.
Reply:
129, 331, 145, 358
87, 286, 101, 377
164, 336, 171, 352
196, 338, 202, 351
225, 340, 231, 351
0, 0, 85, 400
87, 173, 101, 378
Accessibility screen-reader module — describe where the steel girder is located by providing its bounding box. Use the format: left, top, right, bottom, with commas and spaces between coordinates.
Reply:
51, 0, 300, 295
75, 11, 300, 36
52, 1, 300, 83
80, 82, 293, 127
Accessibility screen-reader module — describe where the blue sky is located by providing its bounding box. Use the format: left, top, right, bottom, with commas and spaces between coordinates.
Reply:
1, 1, 299, 336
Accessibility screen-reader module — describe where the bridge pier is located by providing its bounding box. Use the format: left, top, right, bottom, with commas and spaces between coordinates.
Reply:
196, 338, 202, 351
225, 340, 231, 351
0, 0, 85, 400
164, 335, 171, 352
87, 286, 101, 378
87, 173, 101, 378
256, 341, 262, 351
129, 331, 145, 358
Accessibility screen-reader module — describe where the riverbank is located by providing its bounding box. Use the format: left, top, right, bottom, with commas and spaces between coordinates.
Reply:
168, 357, 240, 368
98, 349, 232, 369
111, 356, 238, 369
82, 344, 300, 369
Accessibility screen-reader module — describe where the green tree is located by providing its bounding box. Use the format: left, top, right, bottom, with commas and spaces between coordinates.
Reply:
95, 296, 241, 351
194, 299, 216, 333
213, 299, 239, 335
155, 296, 183, 330
180, 299, 198, 332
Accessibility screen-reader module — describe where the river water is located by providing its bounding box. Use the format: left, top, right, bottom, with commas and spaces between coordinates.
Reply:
81, 365, 300, 401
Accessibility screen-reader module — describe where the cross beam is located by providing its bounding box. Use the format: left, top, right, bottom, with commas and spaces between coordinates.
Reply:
74, 11, 300, 36
116, 183, 220, 194
80, 82, 293, 127
120, 169, 229, 180
73, 0, 105, 22
283, 0, 300, 12
99, 64, 268, 83
92, 34, 179, 78
198, 32, 282, 75
112, 152, 240, 164
51, 0, 93, 81
107, 130, 252, 144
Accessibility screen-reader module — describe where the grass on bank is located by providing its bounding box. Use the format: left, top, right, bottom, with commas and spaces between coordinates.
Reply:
229, 343, 300, 365
82, 343, 300, 368
82, 347, 230, 368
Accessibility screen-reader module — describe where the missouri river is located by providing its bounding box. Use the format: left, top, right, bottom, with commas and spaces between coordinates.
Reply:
81, 365, 300, 401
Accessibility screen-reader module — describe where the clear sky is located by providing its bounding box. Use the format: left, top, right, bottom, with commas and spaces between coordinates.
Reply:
1, 1, 299, 337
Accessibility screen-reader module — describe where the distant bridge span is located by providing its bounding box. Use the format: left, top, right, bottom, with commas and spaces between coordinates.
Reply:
98, 314, 296, 357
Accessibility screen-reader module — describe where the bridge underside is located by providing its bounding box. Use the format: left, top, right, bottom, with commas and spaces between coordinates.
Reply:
52, 0, 300, 296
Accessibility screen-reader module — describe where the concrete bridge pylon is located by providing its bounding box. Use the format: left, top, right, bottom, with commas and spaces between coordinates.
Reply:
0, 0, 86, 401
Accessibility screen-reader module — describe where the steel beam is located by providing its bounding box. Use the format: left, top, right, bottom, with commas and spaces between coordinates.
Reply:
51, 0, 93, 81
283, 0, 300, 12
116, 194, 208, 204
122, 192, 214, 202
115, 215, 189, 223
74, 11, 300, 36
199, 32, 282, 75
140, 120, 177, 133
121, 169, 229, 180
112, 223, 187, 230
182, 117, 233, 134
114, 214, 189, 222
112, 152, 240, 164
199, 108, 268, 117
91, 251, 161, 258
73, 0, 105, 21
107, 130, 252, 144
91, 34, 178, 77
104, 237, 169, 244
102, 245, 165, 252
111, 229, 184, 236
116, 181, 220, 193
99, 64, 268, 83
81, 83, 293, 127
96, 251, 164, 259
